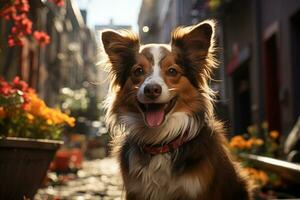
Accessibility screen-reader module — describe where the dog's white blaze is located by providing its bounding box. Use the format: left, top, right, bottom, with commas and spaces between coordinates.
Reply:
137, 46, 171, 103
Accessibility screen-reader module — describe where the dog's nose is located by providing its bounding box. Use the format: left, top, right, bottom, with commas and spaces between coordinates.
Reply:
144, 84, 162, 99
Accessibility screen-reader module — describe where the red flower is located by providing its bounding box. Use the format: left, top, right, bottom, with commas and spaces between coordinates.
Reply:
8, 35, 24, 47
0, 3, 31, 46
0, 5, 17, 20
0, 77, 33, 110
13, 76, 29, 92
49, 0, 65, 7
0, 0, 32, 47
0, 78, 14, 96
6, 13, 32, 47
21, 92, 30, 110
14, 0, 30, 13
14, 14, 32, 34
33, 31, 51, 46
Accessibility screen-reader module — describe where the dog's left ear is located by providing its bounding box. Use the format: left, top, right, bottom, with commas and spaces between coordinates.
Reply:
171, 20, 215, 61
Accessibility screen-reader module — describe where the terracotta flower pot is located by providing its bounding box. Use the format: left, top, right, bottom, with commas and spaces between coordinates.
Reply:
0, 137, 63, 199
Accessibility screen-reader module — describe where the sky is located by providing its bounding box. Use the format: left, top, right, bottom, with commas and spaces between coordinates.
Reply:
76, 0, 142, 32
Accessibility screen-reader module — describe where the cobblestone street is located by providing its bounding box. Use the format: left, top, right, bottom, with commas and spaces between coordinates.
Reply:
35, 158, 124, 200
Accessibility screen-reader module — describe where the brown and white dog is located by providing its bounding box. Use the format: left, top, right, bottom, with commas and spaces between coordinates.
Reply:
101, 20, 252, 200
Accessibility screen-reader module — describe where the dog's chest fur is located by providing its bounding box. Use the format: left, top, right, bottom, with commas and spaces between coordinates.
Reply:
127, 151, 203, 200
119, 129, 219, 200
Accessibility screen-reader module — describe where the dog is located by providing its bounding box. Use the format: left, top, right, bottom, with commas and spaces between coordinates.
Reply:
101, 20, 252, 200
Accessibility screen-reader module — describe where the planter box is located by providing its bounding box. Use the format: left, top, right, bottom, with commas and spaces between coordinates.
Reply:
0, 137, 63, 199
240, 153, 300, 184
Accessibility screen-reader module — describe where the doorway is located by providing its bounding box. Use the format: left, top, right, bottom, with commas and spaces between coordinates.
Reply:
263, 33, 281, 132
290, 10, 300, 123
232, 62, 252, 134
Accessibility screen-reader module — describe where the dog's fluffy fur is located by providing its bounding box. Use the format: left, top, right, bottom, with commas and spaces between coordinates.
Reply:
101, 20, 252, 200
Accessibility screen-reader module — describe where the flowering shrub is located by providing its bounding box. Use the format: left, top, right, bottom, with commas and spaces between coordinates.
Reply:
229, 123, 279, 156
229, 123, 280, 188
229, 135, 264, 151
0, 0, 64, 47
0, 76, 75, 140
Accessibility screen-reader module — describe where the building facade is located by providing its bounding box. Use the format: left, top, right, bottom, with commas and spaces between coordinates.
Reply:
0, 0, 98, 107
222, 0, 300, 137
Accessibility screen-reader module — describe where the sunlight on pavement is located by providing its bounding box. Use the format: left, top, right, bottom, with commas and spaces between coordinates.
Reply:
35, 158, 124, 200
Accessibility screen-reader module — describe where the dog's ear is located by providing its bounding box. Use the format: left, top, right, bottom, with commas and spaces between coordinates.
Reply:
171, 20, 214, 56
101, 30, 140, 87
171, 20, 216, 86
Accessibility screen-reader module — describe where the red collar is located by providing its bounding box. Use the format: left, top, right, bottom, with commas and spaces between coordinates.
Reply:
143, 131, 189, 155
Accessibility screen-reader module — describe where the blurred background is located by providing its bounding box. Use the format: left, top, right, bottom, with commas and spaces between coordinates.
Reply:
1, 0, 300, 199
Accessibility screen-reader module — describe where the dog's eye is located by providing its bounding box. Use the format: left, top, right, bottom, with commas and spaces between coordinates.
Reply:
167, 67, 178, 76
133, 66, 144, 77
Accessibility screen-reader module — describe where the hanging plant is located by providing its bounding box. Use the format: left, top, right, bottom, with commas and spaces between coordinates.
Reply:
0, 0, 65, 47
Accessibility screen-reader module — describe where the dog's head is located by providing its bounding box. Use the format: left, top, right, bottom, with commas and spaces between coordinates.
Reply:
102, 20, 217, 144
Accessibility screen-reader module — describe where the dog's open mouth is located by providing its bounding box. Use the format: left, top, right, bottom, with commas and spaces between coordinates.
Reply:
137, 98, 176, 128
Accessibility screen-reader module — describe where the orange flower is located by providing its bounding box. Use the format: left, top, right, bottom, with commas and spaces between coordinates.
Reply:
230, 135, 264, 150
229, 135, 247, 149
270, 130, 279, 139
254, 138, 264, 146
242, 167, 269, 186
258, 170, 269, 185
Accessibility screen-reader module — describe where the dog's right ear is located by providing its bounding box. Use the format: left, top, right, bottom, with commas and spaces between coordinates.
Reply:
171, 20, 215, 58
101, 30, 140, 87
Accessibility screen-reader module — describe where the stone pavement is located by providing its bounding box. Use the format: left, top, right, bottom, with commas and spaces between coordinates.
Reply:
35, 158, 124, 200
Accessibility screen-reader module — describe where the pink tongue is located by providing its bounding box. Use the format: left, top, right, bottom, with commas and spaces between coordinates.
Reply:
145, 108, 165, 128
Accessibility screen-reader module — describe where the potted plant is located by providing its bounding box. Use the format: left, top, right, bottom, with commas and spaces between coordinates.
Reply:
0, 76, 75, 199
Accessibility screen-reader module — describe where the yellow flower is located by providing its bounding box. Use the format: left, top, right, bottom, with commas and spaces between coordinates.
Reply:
270, 130, 279, 139
64, 115, 75, 127
0, 107, 6, 119
46, 119, 53, 125
26, 90, 75, 127
26, 113, 34, 123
